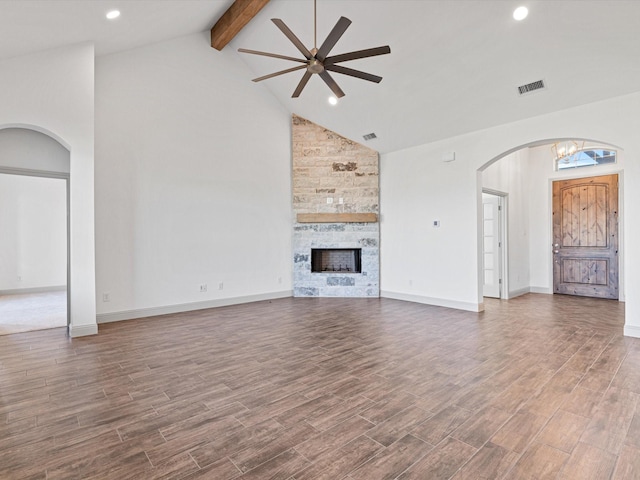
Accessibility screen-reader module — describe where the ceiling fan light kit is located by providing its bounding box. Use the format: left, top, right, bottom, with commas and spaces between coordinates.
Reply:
238, 0, 390, 98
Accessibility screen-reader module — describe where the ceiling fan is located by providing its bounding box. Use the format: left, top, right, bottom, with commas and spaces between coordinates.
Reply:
238, 0, 390, 98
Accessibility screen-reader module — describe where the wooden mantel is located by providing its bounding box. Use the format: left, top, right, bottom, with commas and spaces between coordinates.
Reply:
297, 213, 378, 224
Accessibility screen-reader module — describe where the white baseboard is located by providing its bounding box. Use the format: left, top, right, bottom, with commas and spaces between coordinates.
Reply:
96, 290, 293, 324
624, 325, 640, 338
0, 285, 66, 296
507, 287, 530, 299
380, 291, 483, 312
530, 286, 553, 294
68, 323, 98, 338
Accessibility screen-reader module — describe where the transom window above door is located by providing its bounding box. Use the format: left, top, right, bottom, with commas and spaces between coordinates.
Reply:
553, 142, 617, 171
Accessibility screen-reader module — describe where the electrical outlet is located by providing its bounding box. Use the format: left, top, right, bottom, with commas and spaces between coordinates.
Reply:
218, 282, 224, 290
338, 198, 344, 204
327, 197, 333, 204
199, 284, 207, 293
102, 292, 110, 302
278, 277, 282, 284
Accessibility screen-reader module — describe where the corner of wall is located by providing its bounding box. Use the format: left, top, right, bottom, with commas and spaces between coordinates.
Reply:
624, 324, 640, 338
68, 323, 98, 337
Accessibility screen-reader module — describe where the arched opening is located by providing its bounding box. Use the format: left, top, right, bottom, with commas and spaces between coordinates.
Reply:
480, 138, 623, 171
477, 137, 624, 309
0, 127, 71, 335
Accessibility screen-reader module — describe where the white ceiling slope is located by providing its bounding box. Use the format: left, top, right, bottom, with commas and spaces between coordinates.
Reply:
1, 0, 639, 154
0, 0, 230, 59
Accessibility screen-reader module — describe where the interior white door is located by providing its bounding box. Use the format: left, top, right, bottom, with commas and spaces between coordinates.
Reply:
483, 193, 502, 298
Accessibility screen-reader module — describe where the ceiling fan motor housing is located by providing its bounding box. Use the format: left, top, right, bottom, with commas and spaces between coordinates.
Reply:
307, 58, 324, 74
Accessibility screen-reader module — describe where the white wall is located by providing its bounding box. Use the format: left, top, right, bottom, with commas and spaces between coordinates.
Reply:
380, 146, 481, 311
380, 91, 640, 337
0, 43, 96, 337
482, 149, 530, 297
95, 32, 292, 320
0, 174, 66, 291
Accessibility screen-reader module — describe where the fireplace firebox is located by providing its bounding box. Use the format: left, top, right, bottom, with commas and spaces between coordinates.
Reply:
311, 248, 362, 273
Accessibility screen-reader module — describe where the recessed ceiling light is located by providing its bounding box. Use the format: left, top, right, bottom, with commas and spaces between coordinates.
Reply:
106, 10, 121, 20
328, 96, 338, 106
513, 6, 528, 21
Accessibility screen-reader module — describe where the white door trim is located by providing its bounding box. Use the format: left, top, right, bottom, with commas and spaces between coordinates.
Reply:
482, 189, 508, 299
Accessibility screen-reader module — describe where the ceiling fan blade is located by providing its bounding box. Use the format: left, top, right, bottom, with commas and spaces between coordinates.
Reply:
292, 71, 313, 98
271, 19, 312, 59
319, 70, 345, 98
252, 64, 307, 82
325, 65, 382, 83
238, 48, 307, 63
315, 16, 352, 62
324, 46, 391, 65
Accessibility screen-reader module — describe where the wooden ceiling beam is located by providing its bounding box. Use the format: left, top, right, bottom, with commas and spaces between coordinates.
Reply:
211, 0, 270, 51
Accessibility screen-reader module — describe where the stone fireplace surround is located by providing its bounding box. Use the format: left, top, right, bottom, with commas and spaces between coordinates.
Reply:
293, 223, 379, 297
291, 115, 380, 298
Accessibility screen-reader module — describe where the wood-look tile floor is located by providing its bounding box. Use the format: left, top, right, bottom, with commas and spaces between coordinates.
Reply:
1, 294, 639, 479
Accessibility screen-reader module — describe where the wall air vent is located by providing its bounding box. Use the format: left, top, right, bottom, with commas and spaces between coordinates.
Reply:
517, 79, 546, 96
363, 132, 377, 141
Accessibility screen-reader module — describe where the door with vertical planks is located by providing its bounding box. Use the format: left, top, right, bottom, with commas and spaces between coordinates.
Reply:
552, 174, 618, 299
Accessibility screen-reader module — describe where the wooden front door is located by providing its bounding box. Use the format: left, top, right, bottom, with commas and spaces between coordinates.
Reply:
552, 174, 618, 299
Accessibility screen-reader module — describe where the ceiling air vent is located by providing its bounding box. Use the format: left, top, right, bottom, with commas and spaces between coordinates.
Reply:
363, 133, 377, 141
517, 79, 546, 96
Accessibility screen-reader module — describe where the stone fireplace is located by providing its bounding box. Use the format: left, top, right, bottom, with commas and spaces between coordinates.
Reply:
292, 115, 379, 297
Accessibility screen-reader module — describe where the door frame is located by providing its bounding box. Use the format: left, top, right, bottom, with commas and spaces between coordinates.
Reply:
0, 166, 71, 327
482, 188, 508, 299
547, 169, 624, 302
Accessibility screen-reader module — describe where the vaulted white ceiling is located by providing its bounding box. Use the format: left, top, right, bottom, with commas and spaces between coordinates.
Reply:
1, 0, 639, 154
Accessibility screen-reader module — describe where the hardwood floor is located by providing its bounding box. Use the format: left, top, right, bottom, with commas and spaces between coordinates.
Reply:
0, 293, 638, 479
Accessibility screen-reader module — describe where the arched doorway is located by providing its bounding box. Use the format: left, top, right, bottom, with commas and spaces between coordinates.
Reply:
478, 138, 624, 303
0, 127, 71, 335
